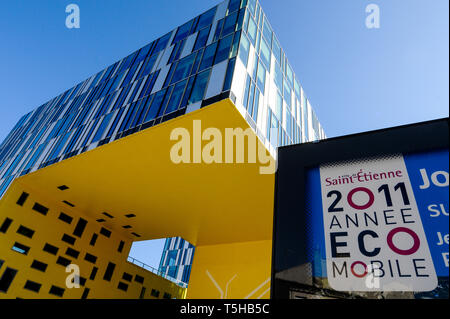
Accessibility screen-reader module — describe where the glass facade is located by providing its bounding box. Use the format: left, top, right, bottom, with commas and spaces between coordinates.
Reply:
0, 0, 326, 279
159, 237, 195, 285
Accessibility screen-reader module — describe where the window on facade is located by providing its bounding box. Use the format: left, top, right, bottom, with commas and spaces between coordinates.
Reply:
294, 78, 301, 99
284, 80, 292, 108
195, 7, 216, 32
262, 17, 272, 46
193, 26, 211, 52
242, 75, 251, 109
230, 31, 241, 58
274, 63, 283, 93
144, 89, 167, 122
153, 32, 172, 53
151, 289, 160, 298
222, 11, 238, 37
168, 40, 185, 64
165, 79, 188, 114
171, 53, 196, 84
213, 19, 225, 42
238, 33, 250, 66
214, 34, 234, 64
173, 20, 194, 44
91, 113, 113, 143
12, 242, 30, 255
247, 16, 257, 45
259, 38, 271, 69
273, 36, 282, 66
198, 42, 218, 71
256, 60, 266, 94
223, 58, 236, 92
286, 63, 294, 89
188, 69, 211, 104
248, 0, 257, 16
137, 54, 158, 80
228, 0, 241, 14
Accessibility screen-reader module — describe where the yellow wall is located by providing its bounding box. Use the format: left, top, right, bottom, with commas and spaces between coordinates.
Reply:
0, 99, 275, 299
0, 182, 185, 299
187, 240, 272, 299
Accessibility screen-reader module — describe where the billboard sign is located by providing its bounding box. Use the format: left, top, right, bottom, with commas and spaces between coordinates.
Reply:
272, 119, 449, 299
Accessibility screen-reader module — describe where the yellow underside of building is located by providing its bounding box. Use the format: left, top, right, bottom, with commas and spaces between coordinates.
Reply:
0, 99, 275, 299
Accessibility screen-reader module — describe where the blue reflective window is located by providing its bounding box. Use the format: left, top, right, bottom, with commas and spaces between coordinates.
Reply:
157, 86, 173, 118
284, 79, 292, 108
165, 79, 188, 114
170, 42, 183, 65
193, 26, 211, 52
137, 54, 158, 80
199, 42, 218, 71
135, 43, 152, 64
230, 31, 241, 58
118, 51, 138, 73
188, 69, 211, 104
126, 78, 143, 104
153, 32, 172, 53
286, 63, 294, 89
273, 36, 282, 66
92, 113, 113, 143
23, 144, 45, 171
213, 19, 224, 42
113, 85, 131, 110
3, 152, 24, 177
247, 16, 257, 45
248, 0, 257, 16
222, 11, 238, 37
262, 17, 272, 47
274, 63, 283, 93
252, 88, 260, 121
171, 53, 196, 84
0, 176, 14, 198
260, 38, 271, 70
195, 7, 217, 32
214, 34, 233, 64
118, 102, 138, 132
132, 95, 151, 127
294, 78, 301, 99
256, 60, 266, 94
173, 20, 194, 44
63, 125, 83, 154
242, 74, 251, 109
106, 107, 125, 137
228, 0, 241, 14
48, 132, 71, 161
190, 49, 203, 76
223, 58, 236, 92
144, 89, 167, 122
139, 70, 159, 99
238, 33, 250, 66
236, 8, 246, 31
180, 76, 196, 108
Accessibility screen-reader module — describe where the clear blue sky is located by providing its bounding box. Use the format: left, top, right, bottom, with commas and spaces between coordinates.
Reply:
0, 0, 448, 267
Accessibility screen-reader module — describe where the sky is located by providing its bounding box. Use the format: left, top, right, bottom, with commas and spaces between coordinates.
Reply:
0, 0, 448, 267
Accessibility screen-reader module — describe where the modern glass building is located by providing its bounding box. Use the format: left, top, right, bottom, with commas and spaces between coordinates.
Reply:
159, 238, 195, 285
0, 0, 324, 199
0, 0, 325, 299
